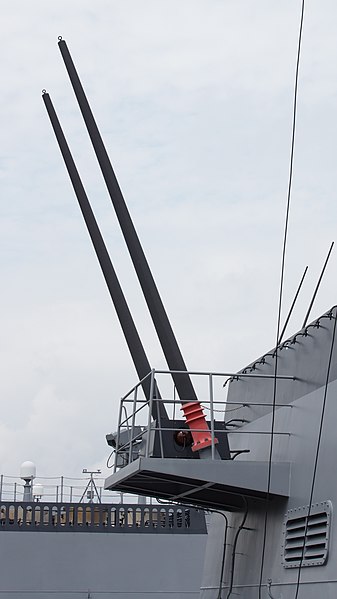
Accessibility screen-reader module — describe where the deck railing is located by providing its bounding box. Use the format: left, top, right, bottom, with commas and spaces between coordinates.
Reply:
0, 474, 140, 504
113, 368, 294, 470
0, 501, 205, 533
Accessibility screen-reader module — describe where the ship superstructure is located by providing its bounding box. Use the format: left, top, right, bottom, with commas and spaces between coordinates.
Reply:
20, 14, 337, 597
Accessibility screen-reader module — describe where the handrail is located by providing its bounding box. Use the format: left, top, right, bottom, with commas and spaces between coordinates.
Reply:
0, 502, 205, 534
113, 368, 295, 470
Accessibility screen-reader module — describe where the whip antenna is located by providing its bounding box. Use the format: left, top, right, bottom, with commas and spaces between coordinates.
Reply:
302, 241, 334, 328
278, 265, 308, 344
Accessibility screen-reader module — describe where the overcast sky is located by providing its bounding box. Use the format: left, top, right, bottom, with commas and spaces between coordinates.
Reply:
1, 0, 337, 482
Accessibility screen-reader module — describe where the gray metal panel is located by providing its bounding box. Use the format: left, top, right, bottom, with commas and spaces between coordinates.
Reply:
0, 529, 207, 598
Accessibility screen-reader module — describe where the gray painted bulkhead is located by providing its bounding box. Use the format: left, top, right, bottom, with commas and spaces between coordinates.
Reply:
0, 529, 207, 598
200, 308, 337, 598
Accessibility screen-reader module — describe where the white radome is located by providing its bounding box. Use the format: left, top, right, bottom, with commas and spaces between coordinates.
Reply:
20, 461, 36, 480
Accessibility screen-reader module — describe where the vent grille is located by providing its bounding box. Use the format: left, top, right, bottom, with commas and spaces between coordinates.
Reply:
282, 501, 331, 568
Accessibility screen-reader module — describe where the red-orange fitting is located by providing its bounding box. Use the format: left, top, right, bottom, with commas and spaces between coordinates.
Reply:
181, 401, 218, 452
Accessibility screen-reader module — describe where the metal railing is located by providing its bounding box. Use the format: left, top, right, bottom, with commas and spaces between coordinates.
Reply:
0, 501, 205, 534
0, 474, 135, 504
113, 368, 294, 471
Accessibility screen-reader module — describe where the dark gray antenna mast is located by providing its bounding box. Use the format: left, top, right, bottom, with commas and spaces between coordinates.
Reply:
42, 90, 167, 420
57, 38, 198, 405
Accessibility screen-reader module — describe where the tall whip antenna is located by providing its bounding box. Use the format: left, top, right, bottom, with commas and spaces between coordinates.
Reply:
258, 2, 306, 596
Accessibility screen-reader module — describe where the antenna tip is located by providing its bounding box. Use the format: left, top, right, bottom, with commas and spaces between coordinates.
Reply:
41, 89, 47, 95
58, 35, 63, 41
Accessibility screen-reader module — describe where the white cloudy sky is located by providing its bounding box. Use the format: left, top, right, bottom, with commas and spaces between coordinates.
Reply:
1, 0, 337, 481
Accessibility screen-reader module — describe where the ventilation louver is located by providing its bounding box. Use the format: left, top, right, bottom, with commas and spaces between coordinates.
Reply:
282, 501, 331, 568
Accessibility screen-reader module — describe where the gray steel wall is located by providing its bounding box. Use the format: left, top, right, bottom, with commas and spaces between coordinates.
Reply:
200, 310, 337, 598
0, 529, 207, 598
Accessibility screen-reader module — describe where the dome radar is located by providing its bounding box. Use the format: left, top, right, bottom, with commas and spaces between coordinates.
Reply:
20, 461, 36, 482
20, 461, 36, 502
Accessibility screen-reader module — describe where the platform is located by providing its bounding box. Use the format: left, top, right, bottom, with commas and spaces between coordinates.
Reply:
105, 458, 290, 511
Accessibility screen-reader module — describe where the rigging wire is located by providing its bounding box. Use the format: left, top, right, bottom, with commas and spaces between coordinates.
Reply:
258, 1, 305, 596
293, 309, 337, 598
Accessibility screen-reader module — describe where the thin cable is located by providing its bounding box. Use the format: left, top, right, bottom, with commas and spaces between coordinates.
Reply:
215, 512, 229, 599
258, 1, 305, 596
267, 579, 278, 599
202, 404, 243, 414
293, 310, 337, 598
226, 497, 248, 599
154, 497, 229, 598
106, 450, 115, 469
156, 495, 231, 599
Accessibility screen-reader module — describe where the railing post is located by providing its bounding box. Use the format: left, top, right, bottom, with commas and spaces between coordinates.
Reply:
173, 384, 177, 420
70, 486, 73, 503
56, 486, 59, 503
145, 370, 155, 458
14, 482, 17, 502
129, 385, 138, 464
0, 474, 3, 501
60, 476, 64, 502
209, 373, 215, 460
156, 380, 164, 458
114, 400, 124, 473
